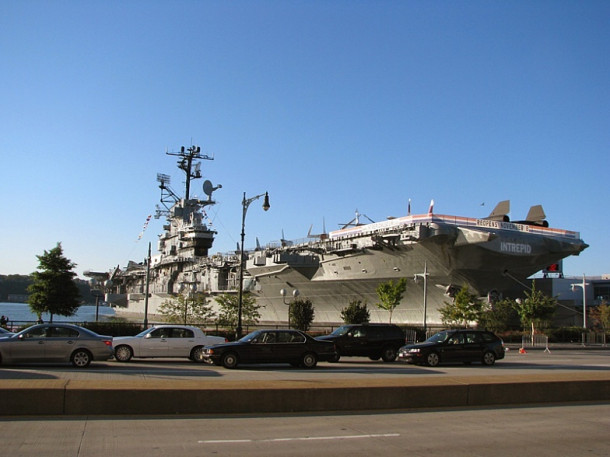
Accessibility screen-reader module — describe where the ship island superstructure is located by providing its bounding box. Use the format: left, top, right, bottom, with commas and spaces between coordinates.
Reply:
88, 145, 588, 325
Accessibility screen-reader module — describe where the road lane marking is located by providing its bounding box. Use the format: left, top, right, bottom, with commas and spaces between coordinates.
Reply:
199, 433, 400, 444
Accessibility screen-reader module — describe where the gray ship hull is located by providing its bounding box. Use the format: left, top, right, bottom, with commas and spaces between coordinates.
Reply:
244, 215, 587, 324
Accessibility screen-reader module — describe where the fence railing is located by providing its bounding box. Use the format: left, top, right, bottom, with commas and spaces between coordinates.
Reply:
521, 334, 551, 352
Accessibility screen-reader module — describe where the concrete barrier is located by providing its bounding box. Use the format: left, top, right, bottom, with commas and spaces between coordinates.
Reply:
1, 373, 609, 416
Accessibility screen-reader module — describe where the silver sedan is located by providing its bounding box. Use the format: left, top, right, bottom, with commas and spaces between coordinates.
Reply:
0, 323, 113, 368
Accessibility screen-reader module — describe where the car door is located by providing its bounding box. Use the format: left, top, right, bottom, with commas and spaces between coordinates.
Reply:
44, 326, 80, 362
247, 331, 277, 363
275, 331, 305, 362
9, 326, 48, 362
165, 327, 195, 357
139, 327, 170, 357
441, 332, 466, 362
463, 332, 485, 362
343, 327, 369, 356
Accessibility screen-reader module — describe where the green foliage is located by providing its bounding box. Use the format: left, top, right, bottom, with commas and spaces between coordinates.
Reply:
340, 299, 370, 324
512, 280, 556, 335
375, 278, 407, 323
83, 321, 144, 337
590, 302, 610, 332
289, 298, 315, 331
27, 243, 81, 322
478, 298, 518, 333
158, 292, 215, 324
0, 274, 32, 301
216, 292, 261, 329
439, 285, 483, 327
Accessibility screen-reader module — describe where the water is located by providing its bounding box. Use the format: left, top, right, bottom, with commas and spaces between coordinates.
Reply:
0, 302, 115, 328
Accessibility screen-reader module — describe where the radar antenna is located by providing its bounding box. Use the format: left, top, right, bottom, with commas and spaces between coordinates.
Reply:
155, 173, 180, 218
166, 145, 214, 200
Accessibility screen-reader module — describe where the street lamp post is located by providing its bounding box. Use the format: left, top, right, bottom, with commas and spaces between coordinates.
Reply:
144, 242, 151, 327
89, 279, 102, 322
280, 288, 299, 328
571, 274, 589, 345
414, 262, 429, 335
237, 191, 270, 338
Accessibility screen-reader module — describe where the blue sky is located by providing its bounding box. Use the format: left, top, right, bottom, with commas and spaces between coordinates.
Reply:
1, 1, 608, 279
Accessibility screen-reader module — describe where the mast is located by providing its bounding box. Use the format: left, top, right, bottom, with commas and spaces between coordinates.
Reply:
155, 144, 216, 219
166, 145, 213, 200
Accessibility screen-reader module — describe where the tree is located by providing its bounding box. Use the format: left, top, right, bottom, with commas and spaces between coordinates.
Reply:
158, 292, 215, 324
590, 302, 610, 333
27, 243, 81, 322
216, 292, 262, 332
289, 298, 315, 331
375, 278, 407, 323
341, 299, 370, 324
513, 281, 556, 341
439, 285, 483, 328
477, 297, 518, 333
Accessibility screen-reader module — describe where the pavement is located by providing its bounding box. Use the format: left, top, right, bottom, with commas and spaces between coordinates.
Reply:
2, 345, 608, 416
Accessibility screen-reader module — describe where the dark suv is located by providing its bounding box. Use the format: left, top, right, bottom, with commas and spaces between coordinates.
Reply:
316, 324, 406, 362
398, 329, 505, 367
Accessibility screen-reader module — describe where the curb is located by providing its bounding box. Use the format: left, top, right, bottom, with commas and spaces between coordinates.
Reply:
1, 373, 609, 416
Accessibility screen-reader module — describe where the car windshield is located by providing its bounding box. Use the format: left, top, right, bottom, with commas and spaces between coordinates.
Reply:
329, 326, 351, 336
426, 331, 450, 343
239, 331, 262, 343
135, 328, 155, 337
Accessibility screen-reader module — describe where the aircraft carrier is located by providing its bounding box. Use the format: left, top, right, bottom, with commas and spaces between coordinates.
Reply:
87, 145, 588, 325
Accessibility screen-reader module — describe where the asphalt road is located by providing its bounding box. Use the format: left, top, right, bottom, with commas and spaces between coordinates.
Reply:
2, 404, 609, 457
0, 348, 608, 381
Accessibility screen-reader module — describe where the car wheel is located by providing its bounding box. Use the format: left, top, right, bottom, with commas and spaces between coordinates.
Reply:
426, 351, 440, 367
329, 352, 341, 363
381, 346, 397, 362
114, 345, 133, 362
221, 352, 238, 369
482, 351, 496, 366
191, 346, 205, 363
301, 352, 318, 369
71, 349, 92, 368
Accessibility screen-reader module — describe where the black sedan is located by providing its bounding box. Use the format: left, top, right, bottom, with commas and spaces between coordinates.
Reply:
398, 329, 505, 367
203, 329, 337, 369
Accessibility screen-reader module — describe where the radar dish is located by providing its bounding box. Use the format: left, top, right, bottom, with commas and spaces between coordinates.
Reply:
203, 180, 213, 196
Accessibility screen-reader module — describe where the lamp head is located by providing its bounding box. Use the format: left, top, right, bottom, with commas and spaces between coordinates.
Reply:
262, 192, 270, 211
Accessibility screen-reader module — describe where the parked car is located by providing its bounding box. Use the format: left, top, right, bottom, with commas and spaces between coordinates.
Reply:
316, 324, 406, 362
0, 323, 113, 368
203, 329, 337, 369
0, 327, 14, 337
113, 325, 227, 362
398, 329, 505, 367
